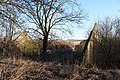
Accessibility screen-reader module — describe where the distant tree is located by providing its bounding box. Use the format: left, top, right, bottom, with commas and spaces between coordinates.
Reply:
14, 0, 86, 54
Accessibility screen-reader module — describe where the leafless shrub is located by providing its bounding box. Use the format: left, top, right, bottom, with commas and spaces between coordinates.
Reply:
92, 17, 120, 69
0, 40, 22, 58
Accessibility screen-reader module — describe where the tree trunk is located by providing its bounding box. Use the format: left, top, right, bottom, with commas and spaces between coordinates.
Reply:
42, 35, 48, 54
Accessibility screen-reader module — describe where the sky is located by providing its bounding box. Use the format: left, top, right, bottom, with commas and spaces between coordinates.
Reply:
70, 0, 120, 40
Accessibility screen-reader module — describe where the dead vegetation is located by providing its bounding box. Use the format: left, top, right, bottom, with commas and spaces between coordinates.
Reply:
0, 39, 120, 80
0, 57, 120, 80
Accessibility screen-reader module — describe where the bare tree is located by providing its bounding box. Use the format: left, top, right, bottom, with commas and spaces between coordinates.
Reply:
92, 17, 120, 68
13, 0, 86, 54
0, 0, 26, 40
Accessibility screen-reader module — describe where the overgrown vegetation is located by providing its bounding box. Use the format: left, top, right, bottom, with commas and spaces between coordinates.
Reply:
0, 57, 120, 80
0, 0, 120, 80
21, 40, 39, 55
92, 17, 120, 69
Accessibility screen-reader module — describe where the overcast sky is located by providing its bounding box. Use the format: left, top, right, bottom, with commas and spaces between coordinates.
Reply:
70, 0, 120, 40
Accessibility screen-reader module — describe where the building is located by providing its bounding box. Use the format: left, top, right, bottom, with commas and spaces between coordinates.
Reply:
14, 23, 99, 62
14, 31, 38, 54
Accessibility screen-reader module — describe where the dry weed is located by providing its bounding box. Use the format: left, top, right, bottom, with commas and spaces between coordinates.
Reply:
0, 57, 120, 80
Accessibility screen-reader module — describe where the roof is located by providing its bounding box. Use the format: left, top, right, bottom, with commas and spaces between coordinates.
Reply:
14, 31, 35, 47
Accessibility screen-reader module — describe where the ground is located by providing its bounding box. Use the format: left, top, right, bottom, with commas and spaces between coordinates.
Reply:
0, 57, 120, 80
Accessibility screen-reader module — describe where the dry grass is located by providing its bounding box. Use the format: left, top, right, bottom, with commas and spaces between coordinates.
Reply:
0, 57, 120, 80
